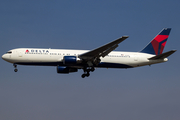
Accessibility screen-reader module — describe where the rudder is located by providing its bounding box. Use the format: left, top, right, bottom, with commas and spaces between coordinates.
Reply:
140, 28, 171, 55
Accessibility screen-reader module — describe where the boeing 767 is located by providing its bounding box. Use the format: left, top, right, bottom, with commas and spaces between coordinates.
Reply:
2, 28, 176, 78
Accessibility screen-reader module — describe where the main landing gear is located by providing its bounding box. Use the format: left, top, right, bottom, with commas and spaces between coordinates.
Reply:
81, 67, 95, 78
13, 64, 18, 72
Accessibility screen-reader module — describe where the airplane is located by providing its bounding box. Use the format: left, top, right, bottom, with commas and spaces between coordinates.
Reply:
2, 28, 176, 78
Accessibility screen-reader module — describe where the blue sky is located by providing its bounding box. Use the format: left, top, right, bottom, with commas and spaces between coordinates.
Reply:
0, 0, 180, 120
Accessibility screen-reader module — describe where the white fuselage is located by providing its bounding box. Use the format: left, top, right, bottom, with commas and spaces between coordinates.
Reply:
2, 48, 168, 69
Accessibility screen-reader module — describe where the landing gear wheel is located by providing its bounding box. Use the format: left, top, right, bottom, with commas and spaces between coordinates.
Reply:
81, 74, 86, 78
82, 66, 94, 78
14, 69, 18, 72
13, 64, 18, 72
81, 72, 90, 78
86, 72, 90, 77
14, 64, 17, 68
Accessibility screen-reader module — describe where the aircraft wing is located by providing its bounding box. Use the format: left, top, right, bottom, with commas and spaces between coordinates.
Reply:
79, 36, 129, 61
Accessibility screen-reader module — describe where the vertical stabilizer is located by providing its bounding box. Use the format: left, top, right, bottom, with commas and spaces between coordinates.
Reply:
140, 28, 171, 55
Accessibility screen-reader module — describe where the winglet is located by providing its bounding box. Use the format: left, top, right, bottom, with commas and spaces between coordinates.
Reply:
148, 50, 176, 60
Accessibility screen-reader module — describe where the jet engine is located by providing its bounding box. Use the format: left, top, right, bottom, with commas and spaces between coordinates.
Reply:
57, 66, 78, 74
63, 56, 82, 65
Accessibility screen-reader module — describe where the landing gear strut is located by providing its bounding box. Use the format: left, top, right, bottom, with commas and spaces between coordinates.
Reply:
81, 67, 95, 78
13, 64, 18, 72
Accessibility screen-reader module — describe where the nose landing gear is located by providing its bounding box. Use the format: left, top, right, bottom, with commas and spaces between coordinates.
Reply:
13, 64, 18, 72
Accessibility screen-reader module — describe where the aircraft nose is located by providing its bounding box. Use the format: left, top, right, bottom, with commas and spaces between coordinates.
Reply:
2, 54, 9, 60
2, 54, 6, 60
2, 54, 12, 63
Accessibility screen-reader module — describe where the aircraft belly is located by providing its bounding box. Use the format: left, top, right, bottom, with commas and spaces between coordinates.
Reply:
97, 62, 133, 68
99, 57, 134, 68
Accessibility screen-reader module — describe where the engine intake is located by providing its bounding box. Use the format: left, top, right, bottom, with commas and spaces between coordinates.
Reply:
57, 66, 78, 74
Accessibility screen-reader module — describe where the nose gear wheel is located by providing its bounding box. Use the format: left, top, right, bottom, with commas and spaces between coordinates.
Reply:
13, 64, 18, 72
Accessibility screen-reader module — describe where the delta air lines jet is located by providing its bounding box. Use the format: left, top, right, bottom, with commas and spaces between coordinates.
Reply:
2, 28, 176, 78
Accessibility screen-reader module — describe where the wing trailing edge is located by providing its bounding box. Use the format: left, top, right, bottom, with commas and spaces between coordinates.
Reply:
79, 36, 129, 60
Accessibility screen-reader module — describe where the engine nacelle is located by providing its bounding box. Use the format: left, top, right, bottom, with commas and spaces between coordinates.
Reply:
63, 56, 81, 65
57, 66, 78, 74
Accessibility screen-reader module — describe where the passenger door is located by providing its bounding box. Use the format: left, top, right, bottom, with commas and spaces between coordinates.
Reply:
18, 51, 23, 57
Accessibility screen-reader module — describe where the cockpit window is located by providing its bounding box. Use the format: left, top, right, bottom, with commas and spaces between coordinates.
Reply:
6, 51, 12, 54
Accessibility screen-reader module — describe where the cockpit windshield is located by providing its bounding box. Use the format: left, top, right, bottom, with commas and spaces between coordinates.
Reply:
6, 51, 12, 54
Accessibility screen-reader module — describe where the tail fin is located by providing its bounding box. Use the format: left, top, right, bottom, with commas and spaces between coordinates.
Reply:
140, 28, 171, 55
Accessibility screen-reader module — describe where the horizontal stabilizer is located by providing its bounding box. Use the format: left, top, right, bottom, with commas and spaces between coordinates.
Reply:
148, 50, 177, 60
